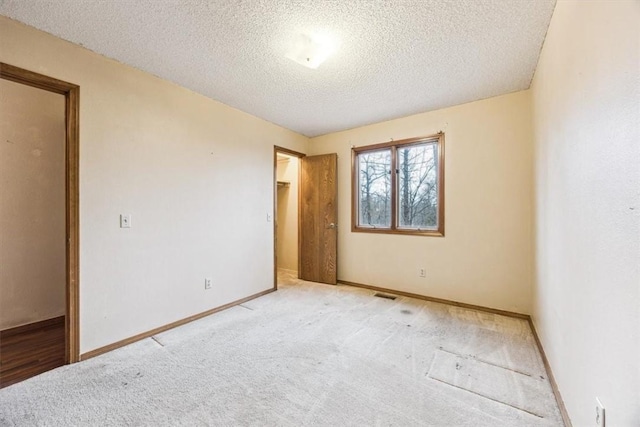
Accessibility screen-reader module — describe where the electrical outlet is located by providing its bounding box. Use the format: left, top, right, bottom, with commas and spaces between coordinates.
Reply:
204, 278, 212, 290
419, 268, 426, 278
267, 213, 272, 222
595, 398, 605, 427
120, 214, 131, 228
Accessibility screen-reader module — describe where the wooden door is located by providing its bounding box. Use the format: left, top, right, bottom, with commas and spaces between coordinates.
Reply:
299, 154, 338, 284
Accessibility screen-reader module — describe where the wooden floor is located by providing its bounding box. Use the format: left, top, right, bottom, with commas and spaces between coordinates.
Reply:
0, 316, 66, 388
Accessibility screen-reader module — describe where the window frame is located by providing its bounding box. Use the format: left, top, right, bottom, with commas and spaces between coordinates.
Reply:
351, 133, 445, 237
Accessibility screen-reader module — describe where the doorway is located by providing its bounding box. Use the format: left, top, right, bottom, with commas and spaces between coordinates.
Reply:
273, 147, 338, 288
274, 146, 304, 288
0, 63, 80, 387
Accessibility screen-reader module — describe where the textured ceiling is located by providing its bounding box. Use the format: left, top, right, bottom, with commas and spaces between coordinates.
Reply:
0, 0, 556, 137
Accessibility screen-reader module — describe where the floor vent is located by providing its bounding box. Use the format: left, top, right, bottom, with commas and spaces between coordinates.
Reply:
374, 292, 397, 300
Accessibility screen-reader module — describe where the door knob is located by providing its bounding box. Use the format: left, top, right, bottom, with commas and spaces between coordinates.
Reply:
327, 223, 337, 229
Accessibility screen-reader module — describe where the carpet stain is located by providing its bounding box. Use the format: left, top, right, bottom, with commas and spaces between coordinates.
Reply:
374, 292, 397, 300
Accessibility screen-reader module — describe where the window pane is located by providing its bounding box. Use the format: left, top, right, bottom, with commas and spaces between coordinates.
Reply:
358, 150, 391, 228
398, 143, 438, 229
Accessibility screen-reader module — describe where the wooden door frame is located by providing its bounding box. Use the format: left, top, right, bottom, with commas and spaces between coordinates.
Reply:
273, 146, 305, 290
0, 63, 80, 364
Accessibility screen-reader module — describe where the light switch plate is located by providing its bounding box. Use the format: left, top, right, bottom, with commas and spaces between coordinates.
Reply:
596, 397, 605, 427
120, 214, 131, 228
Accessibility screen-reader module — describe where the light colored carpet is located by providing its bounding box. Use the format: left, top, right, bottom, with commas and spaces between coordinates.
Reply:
0, 271, 563, 426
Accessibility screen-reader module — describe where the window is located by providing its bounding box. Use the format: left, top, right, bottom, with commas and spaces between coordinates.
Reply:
352, 134, 444, 236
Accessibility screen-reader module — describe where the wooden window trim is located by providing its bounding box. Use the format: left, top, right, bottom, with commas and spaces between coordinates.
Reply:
351, 133, 445, 237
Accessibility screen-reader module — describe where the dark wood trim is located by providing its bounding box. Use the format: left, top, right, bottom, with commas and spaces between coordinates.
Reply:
0, 63, 72, 94
391, 145, 398, 232
273, 148, 278, 290
351, 133, 445, 237
81, 288, 276, 361
349, 226, 445, 238
0, 316, 65, 338
528, 318, 573, 427
351, 134, 441, 153
0, 63, 80, 364
66, 84, 80, 364
297, 155, 302, 280
274, 145, 306, 158
350, 148, 357, 235
437, 133, 445, 235
337, 280, 529, 319
273, 146, 306, 290
0, 316, 66, 388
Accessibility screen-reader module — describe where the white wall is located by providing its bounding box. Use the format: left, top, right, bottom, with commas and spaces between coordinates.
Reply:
0, 17, 308, 353
276, 156, 299, 272
531, 1, 640, 425
310, 91, 534, 315
0, 79, 66, 330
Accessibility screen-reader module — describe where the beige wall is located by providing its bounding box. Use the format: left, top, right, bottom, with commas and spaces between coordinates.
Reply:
310, 90, 534, 314
531, 1, 640, 425
276, 156, 299, 272
0, 17, 308, 353
0, 79, 66, 330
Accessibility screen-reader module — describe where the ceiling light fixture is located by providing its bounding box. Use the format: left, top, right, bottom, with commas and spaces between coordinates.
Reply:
286, 32, 336, 69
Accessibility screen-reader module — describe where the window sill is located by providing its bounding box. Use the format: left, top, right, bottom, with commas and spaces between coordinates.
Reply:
351, 226, 444, 237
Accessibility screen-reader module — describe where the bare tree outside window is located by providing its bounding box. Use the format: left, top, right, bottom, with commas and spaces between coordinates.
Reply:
352, 134, 444, 236
358, 150, 391, 227
398, 143, 438, 229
